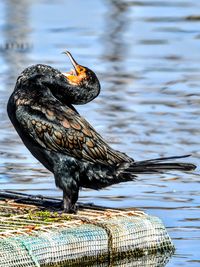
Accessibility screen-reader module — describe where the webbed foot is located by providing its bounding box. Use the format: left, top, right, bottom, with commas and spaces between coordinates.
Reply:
63, 203, 78, 214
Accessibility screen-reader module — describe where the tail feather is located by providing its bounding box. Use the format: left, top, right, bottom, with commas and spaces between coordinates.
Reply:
119, 154, 196, 175
86, 154, 196, 189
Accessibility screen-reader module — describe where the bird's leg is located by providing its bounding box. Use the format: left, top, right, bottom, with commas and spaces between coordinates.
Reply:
54, 164, 80, 214
63, 192, 70, 213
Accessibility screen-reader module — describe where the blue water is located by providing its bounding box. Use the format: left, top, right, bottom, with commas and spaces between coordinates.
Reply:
0, 1, 199, 266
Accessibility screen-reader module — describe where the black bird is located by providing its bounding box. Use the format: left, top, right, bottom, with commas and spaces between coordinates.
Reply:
7, 52, 196, 213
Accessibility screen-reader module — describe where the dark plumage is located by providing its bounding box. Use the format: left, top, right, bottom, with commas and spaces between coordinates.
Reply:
7, 52, 196, 213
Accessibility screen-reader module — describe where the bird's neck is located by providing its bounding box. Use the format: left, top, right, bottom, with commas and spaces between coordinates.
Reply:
15, 64, 100, 105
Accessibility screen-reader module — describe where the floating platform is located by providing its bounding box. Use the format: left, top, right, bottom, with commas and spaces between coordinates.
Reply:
0, 190, 174, 267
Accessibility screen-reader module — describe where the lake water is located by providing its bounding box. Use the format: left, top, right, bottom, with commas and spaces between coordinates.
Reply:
0, 0, 199, 266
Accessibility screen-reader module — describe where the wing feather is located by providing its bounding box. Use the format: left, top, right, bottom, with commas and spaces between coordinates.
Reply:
15, 102, 129, 165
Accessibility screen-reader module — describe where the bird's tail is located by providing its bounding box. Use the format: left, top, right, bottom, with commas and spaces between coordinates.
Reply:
83, 155, 196, 190
117, 154, 196, 179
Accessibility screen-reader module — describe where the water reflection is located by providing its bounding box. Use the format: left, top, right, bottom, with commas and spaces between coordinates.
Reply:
82, 252, 173, 267
100, 0, 137, 145
103, 0, 130, 63
0, 0, 200, 266
2, 0, 32, 82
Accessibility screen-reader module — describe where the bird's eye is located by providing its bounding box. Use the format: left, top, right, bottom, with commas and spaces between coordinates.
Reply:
79, 67, 84, 72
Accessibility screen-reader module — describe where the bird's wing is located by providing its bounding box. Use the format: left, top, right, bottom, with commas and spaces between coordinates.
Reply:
15, 102, 129, 165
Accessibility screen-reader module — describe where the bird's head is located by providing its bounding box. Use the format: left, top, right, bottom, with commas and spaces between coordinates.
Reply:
61, 51, 101, 104
62, 51, 98, 86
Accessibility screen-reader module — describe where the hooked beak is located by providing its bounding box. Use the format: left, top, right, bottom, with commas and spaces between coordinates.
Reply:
62, 51, 78, 75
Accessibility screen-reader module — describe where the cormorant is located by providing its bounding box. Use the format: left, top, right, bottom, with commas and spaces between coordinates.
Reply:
7, 51, 196, 213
